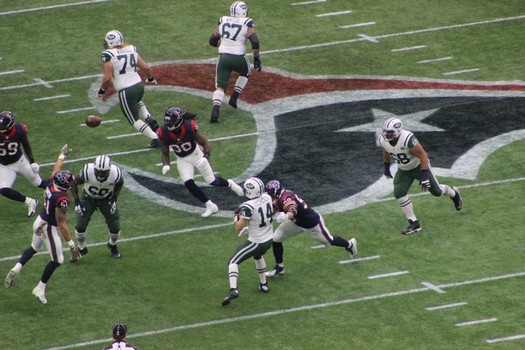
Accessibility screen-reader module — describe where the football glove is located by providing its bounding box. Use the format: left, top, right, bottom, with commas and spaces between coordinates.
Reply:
96, 88, 106, 100
162, 165, 170, 175
420, 170, 430, 191
145, 76, 158, 85
238, 226, 249, 237
384, 162, 393, 179
75, 203, 85, 216
254, 57, 262, 72
30, 162, 40, 173
109, 200, 117, 215
69, 246, 81, 263
275, 212, 288, 223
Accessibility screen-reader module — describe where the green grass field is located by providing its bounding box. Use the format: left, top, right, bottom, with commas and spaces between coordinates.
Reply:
1, 1, 525, 349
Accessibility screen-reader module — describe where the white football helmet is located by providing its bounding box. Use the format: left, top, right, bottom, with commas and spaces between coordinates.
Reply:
230, 1, 248, 18
243, 177, 265, 199
94, 155, 111, 182
104, 30, 124, 49
382, 117, 403, 141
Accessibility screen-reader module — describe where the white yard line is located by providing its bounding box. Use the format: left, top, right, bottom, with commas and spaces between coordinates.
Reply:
425, 302, 467, 311
0, 0, 111, 16
455, 318, 498, 327
42, 271, 525, 350
368, 271, 409, 279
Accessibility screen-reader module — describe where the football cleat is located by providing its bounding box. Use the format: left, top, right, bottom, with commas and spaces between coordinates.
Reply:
221, 288, 239, 306
147, 139, 161, 149
451, 186, 462, 211
79, 247, 88, 256
402, 220, 422, 235
259, 282, 269, 293
107, 242, 121, 258
32, 285, 47, 304
210, 105, 220, 123
202, 202, 219, 218
346, 238, 357, 258
229, 179, 245, 197
27, 198, 38, 217
228, 91, 240, 109
4, 270, 16, 288
265, 265, 285, 277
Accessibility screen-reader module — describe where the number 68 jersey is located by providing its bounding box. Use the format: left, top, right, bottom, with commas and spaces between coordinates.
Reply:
78, 163, 122, 200
378, 129, 421, 171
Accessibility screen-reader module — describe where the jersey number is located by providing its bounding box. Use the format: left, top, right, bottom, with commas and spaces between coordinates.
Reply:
257, 203, 274, 228
171, 141, 193, 154
0, 142, 19, 156
389, 152, 411, 165
116, 53, 137, 75
221, 23, 242, 41
86, 185, 111, 198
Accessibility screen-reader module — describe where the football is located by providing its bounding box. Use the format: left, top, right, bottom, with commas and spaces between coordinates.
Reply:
85, 115, 102, 128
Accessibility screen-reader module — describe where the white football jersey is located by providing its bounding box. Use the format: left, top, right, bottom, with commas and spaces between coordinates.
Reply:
79, 164, 122, 199
101, 45, 142, 91
379, 130, 421, 171
218, 16, 255, 55
238, 193, 273, 243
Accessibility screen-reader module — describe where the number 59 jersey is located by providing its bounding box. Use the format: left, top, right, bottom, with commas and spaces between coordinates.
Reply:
79, 164, 122, 200
378, 130, 421, 171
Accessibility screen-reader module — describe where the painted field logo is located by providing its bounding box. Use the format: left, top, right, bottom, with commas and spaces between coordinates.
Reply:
96, 63, 525, 216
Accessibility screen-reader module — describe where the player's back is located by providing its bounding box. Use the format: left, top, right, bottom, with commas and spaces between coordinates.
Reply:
218, 16, 254, 55
242, 193, 273, 243
101, 45, 141, 90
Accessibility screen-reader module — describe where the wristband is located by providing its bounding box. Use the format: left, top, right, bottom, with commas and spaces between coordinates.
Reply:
67, 240, 75, 248
58, 154, 66, 160
97, 88, 106, 95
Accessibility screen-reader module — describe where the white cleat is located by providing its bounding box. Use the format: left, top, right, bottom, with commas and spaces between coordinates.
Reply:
228, 179, 244, 197
27, 198, 38, 217
347, 238, 357, 258
32, 285, 48, 304
201, 202, 219, 218
4, 270, 16, 288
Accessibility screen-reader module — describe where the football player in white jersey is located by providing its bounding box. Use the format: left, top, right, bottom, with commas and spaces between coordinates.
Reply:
208, 1, 261, 123
71, 155, 124, 258
379, 117, 463, 235
96, 30, 161, 148
221, 177, 274, 306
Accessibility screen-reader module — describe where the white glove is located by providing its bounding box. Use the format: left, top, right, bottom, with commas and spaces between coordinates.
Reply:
162, 165, 170, 175
30, 162, 40, 173
75, 203, 85, 216
275, 212, 288, 224
238, 226, 249, 237
110, 201, 117, 215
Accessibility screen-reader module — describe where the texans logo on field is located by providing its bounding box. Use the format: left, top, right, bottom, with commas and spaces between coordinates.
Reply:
93, 62, 525, 216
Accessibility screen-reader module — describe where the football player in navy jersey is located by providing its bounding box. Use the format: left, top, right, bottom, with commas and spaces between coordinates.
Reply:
0, 110, 49, 217
157, 106, 244, 217
264, 180, 357, 277
4, 145, 81, 305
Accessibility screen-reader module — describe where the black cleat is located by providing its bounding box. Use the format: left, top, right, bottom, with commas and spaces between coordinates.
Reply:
79, 247, 88, 256
210, 105, 220, 123
451, 186, 462, 211
259, 282, 269, 293
228, 91, 240, 109
265, 265, 286, 277
147, 139, 161, 149
221, 288, 239, 306
107, 242, 121, 258
402, 220, 422, 235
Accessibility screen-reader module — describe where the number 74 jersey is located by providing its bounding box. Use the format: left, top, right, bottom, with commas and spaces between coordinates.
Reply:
378, 130, 421, 171
101, 45, 142, 91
